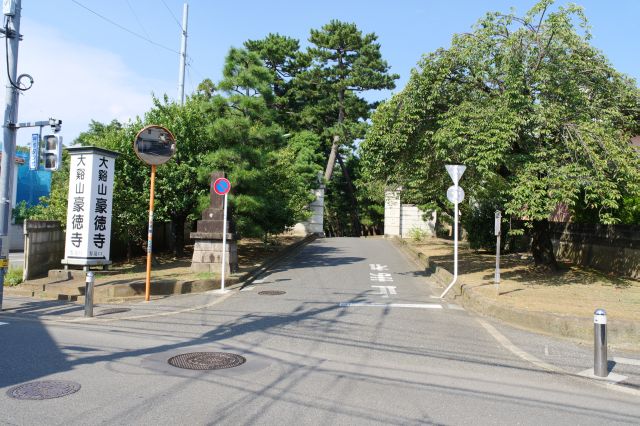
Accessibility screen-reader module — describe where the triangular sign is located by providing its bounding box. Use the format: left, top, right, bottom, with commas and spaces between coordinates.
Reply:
445, 164, 466, 185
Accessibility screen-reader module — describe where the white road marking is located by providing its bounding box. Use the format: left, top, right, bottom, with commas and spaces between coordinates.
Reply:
240, 286, 255, 291
477, 319, 563, 373
0, 321, 8, 326
371, 285, 397, 298
370, 272, 393, 282
478, 318, 640, 397
446, 304, 465, 311
613, 357, 640, 367
339, 302, 443, 309
369, 264, 388, 271
253, 279, 265, 284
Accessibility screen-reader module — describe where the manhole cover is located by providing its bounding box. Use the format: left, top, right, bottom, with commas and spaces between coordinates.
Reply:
258, 290, 286, 296
97, 308, 131, 316
167, 352, 246, 370
7, 380, 81, 400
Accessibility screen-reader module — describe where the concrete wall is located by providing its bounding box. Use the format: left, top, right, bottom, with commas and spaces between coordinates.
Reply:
384, 190, 436, 238
9, 223, 23, 251
23, 220, 65, 280
550, 222, 640, 279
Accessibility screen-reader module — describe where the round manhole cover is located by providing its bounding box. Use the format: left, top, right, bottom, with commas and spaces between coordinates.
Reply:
258, 290, 286, 296
97, 308, 131, 316
7, 380, 81, 400
168, 352, 246, 370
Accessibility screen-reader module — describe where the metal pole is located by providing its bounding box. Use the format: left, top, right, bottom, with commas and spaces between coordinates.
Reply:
0, 0, 21, 310
453, 193, 458, 277
495, 234, 501, 292
177, 1, 188, 105
220, 192, 227, 291
144, 165, 156, 302
84, 271, 94, 317
594, 308, 607, 377
439, 189, 459, 299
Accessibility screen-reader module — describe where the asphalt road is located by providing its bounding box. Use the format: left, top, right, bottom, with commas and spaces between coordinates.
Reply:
1, 237, 639, 425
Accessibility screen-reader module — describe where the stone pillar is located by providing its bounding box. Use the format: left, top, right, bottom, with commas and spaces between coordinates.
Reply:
384, 189, 401, 236
190, 172, 238, 274
292, 172, 325, 236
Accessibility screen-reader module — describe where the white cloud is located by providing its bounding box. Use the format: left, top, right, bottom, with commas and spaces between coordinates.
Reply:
6, 18, 173, 146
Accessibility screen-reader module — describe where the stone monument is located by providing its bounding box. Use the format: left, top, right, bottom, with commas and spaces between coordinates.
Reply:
190, 172, 238, 274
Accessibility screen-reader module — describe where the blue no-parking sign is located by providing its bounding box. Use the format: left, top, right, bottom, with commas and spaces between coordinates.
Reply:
213, 177, 231, 195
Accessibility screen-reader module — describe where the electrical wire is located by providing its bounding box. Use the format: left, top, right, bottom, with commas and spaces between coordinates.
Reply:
125, 0, 152, 41
71, 0, 179, 54
160, 0, 184, 31
4, 18, 32, 91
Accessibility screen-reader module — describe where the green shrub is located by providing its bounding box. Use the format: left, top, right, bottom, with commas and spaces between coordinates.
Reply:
408, 227, 429, 242
4, 268, 23, 286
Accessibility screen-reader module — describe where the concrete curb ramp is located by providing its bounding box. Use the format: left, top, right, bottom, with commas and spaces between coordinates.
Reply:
392, 237, 640, 351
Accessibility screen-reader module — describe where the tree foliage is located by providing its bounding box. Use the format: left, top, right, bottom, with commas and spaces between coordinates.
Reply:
361, 0, 640, 268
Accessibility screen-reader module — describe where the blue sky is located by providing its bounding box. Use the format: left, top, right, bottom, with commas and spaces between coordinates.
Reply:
11, 0, 640, 144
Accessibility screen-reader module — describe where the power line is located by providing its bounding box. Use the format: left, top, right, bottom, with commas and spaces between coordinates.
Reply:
160, 0, 184, 31
125, 0, 152, 41
71, 0, 179, 55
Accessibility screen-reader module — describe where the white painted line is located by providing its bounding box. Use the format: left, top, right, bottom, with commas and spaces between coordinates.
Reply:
207, 289, 231, 294
339, 302, 443, 309
0, 321, 8, 326
477, 318, 640, 397
446, 304, 465, 311
369, 264, 388, 271
371, 285, 397, 298
477, 319, 563, 374
253, 279, 265, 284
370, 272, 393, 282
240, 286, 255, 292
577, 369, 628, 383
613, 357, 640, 367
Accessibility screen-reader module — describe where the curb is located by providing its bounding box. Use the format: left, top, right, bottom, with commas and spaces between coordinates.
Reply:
6, 234, 319, 304
103, 233, 319, 301
392, 237, 640, 351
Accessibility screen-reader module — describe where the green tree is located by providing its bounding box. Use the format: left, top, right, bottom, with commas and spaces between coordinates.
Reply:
361, 0, 640, 269
244, 33, 308, 129
307, 20, 398, 180
304, 20, 398, 236
198, 48, 321, 239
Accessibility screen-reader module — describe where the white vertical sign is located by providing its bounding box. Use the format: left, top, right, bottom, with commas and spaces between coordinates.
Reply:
29, 133, 38, 170
63, 147, 117, 266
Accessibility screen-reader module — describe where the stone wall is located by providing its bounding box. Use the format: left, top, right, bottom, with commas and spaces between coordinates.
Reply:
384, 190, 436, 238
23, 220, 65, 280
550, 222, 640, 279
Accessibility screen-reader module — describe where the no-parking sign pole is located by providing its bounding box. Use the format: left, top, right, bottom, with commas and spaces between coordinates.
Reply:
439, 164, 466, 299
213, 177, 231, 291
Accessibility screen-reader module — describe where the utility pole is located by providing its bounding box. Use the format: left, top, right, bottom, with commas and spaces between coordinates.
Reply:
0, 0, 22, 310
177, 1, 188, 105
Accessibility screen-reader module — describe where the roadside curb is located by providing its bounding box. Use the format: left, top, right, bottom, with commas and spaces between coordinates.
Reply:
392, 237, 640, 351
104, 233, 319, 301
6, 234, 319, 304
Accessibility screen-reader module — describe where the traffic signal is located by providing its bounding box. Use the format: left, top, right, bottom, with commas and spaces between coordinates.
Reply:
42, 134, 62, 171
